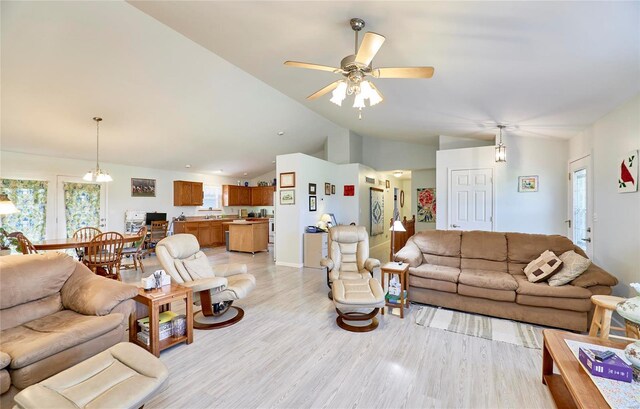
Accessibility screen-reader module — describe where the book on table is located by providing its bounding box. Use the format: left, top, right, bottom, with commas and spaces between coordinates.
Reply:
385, 290, 408, 305
137, 311, 177, 331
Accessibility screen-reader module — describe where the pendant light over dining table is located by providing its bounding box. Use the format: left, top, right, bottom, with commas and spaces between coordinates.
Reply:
83, 117, 112, 182
495, 124, 507, 163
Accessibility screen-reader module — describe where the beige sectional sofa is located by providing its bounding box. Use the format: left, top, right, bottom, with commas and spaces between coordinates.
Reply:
395, 230, 618, 332
0, 253, 138, 395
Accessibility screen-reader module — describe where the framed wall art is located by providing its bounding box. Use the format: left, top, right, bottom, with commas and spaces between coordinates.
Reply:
309, 195, 317, 211
280, 172, 296, 188
325, 183, 331, 195
280, 189, 295, 205
417, 188, 436, 222
370, 187, 384, 236
618, 150, 638, 193
309, 183, 316, 194
344, 185, 355, 196
131, 178, 156, 197
385, 180, 390, 189
331, 184, 335, 194
518, 176, 539, 192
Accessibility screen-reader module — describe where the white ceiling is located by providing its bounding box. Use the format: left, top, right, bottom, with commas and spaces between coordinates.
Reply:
131, 1, 640, 143
2, 2, 639, 177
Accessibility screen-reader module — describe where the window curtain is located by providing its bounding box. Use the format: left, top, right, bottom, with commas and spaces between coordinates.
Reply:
63, 182, 101, 238
0, 179, 48, 241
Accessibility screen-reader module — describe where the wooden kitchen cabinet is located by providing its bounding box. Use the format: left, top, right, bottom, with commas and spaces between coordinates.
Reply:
173, 220, 224, 247
251, 186, 275, 206
238, 187, 251, 206
222, 185, 275, 206
198, 222, 213, 246
212, 224, 223, 244
174, 181, 204, 206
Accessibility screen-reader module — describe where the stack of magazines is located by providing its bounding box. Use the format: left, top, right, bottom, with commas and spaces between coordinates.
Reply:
385, 290, 408, 305
137, 311, 177, 345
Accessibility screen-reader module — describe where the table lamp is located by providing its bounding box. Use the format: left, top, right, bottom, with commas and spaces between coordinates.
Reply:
0, 193, 18, 215
317, 214, 333, 231
390, 219, 406, 263
616, 282, 640, 381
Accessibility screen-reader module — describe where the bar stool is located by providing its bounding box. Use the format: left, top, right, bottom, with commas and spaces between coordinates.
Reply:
589, 295, 629, 340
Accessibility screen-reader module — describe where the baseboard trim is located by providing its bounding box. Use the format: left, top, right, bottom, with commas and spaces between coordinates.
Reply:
275, 261, 303, 268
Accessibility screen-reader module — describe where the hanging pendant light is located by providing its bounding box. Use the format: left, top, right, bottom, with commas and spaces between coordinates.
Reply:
83, 117, 112, 182
495, 124, 507, 163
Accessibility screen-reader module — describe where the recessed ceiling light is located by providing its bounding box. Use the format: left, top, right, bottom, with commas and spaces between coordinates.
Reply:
185, 164, 191, 168
393, 171, 403, 177
277, 131, 285, 136
214, 169, 223, 174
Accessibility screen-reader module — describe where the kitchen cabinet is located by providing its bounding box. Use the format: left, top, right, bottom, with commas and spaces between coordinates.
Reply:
224, 221, 268, 253
173, 219, 225, 247
223, 185, 251, 206
174, 181, 204, 206
251, 186, 275, 206
198, 222, 213, 247
239, 187, 251, 206
212, 224, 223, 244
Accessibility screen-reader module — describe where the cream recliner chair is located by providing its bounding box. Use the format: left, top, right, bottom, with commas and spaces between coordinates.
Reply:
156, 234, 256, 329
320, 225, 381, 298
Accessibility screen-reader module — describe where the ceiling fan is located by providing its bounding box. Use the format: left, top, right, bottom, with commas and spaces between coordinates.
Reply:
284, 18, 435, 119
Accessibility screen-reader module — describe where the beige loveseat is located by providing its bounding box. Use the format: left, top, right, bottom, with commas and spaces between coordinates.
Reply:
0, 253, 138, 396
395, 230, 618, 331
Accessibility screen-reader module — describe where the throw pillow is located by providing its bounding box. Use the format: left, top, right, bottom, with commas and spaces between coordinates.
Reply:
548, 250, 591, 287
523, 250, 564, 283
181, 252, 215, 279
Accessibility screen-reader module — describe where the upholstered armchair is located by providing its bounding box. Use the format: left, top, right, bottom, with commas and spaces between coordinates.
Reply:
320, 225, 381, 297
156, 234, 256, 329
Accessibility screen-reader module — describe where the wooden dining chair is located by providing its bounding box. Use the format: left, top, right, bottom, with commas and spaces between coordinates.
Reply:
84, 232, 125, 280
146, 221, 168, 253
13, 232, 38, 254
73, 227, 102, 261
120, 226, 147, 274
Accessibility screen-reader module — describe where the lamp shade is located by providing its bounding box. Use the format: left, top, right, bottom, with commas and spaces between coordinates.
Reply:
390, 220, 406, 232
320, 214, 332, 223
0, 193, 19, 215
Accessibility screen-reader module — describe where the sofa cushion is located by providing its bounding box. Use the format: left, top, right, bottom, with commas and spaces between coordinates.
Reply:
458, 269, 518, 291
523, 250, 563, 283
409, 264, 460, 283
570, 264, 618, 288
411, 230, 461, 257
0, 253, 76, 310
458, 284, 515, 302
514, 275, 592, 299
0, 351, 10, 369
409, 276, 457, 293
461, 231, 507, 261
515, 295, 592, 312
0, 294, 63, 332
548, 251, 591, 287
0, 310, 123, 369
461, 258, 508, 273
506, 233, 575, 263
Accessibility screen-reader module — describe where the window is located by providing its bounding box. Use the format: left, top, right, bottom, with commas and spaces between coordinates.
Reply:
0, 179, 48, 241
202, 185, 222, 210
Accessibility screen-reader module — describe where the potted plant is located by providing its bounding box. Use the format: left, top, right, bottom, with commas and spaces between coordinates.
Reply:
0, 228, 17, 255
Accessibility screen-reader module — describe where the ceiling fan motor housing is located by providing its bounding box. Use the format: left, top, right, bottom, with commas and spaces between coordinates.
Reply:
340, 55, 372, 74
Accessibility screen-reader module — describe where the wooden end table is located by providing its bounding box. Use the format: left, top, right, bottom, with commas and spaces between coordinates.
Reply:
129, 283, 194, 357
542, 329, 631, 409
380, 261, 410, 318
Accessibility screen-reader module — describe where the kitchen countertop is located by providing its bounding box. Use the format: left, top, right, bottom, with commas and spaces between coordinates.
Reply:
222, 220, 269, 225
174, 217, 272, 223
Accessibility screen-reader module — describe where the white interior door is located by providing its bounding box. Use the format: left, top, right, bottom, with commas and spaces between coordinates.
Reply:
57, 176, 107, 238
449, 168, 494, 231
568, 156, 593, 257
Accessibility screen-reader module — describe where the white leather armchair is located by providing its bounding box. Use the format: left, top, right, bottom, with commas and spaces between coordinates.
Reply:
320, 225, 381, 297
156, 234, 256, 329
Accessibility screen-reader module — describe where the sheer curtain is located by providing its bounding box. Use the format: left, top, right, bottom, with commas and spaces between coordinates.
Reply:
0, 179, 48, 241
63, 182, 101, 238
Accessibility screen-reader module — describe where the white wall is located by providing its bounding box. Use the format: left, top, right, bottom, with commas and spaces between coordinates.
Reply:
435, 134, 568, 235
0, 151, 256, 238
569, 94, 640, 297
439, 135, 494, 150
362, 136, 437, 171
400, 179, 412, 220
411, 169, 437, 232
274, 153, 359, 267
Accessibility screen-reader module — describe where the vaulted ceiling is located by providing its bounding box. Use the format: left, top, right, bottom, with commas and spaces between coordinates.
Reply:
2, 1, 639, 177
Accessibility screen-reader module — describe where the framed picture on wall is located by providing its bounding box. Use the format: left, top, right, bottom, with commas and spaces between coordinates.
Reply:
280, 189, 295, 205
325, 183, 331, 195
385, 180, 390, 189
309, 195, 317, 211
518, 176, 539, 192
131, 178, 156, 197
280, 172, 296, 188
309, 183, 316, 194
331, 184, 335, 194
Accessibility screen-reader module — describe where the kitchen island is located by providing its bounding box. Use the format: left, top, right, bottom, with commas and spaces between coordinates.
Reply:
223, 220, 269, 254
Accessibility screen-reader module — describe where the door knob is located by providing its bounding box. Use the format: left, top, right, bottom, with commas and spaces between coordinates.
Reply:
451, 224, 460, 228
580, 237, 591, 243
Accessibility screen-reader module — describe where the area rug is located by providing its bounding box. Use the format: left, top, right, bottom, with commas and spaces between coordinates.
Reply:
414, 305, 543, 349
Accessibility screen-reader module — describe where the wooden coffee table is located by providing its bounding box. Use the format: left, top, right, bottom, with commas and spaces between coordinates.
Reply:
542, 329, 631, 409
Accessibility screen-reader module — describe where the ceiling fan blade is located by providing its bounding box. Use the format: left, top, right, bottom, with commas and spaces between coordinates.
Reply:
307, 80, 341, 100
373, 67, 435, 79
355, 32, 386, 66
284, 61, 342, 73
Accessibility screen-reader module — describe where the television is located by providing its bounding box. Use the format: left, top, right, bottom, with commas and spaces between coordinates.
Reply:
145, 212, 167, 225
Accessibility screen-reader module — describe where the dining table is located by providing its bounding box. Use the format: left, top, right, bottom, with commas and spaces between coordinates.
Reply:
32, 233, 142, 251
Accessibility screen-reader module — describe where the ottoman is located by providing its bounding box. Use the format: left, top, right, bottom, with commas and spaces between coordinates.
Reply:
13, 343, 168, 409
332, 278, 385, 332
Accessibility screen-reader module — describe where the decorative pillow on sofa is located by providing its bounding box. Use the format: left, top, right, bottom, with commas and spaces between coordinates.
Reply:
523, 250, 563, 283
548, 250, 591, 287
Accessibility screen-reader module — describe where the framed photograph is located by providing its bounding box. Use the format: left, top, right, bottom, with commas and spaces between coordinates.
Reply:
308, 183, 316, 194
331, 184, 336, 194
280, 172, 296, 188
344, 185, 355, 196
385, 180, 390, 189
325, 183, 331, 195
131, 178, 156, 197
365, 177, 375, 184
280, 189, 295, 205
309, 195, 317, 211
518, 176, 539, 192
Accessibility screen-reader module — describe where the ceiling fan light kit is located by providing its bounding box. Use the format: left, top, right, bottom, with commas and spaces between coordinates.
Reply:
284, 17, 434, 119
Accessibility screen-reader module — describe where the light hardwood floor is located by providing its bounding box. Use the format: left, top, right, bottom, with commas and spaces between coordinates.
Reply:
122, 249, 554, 409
